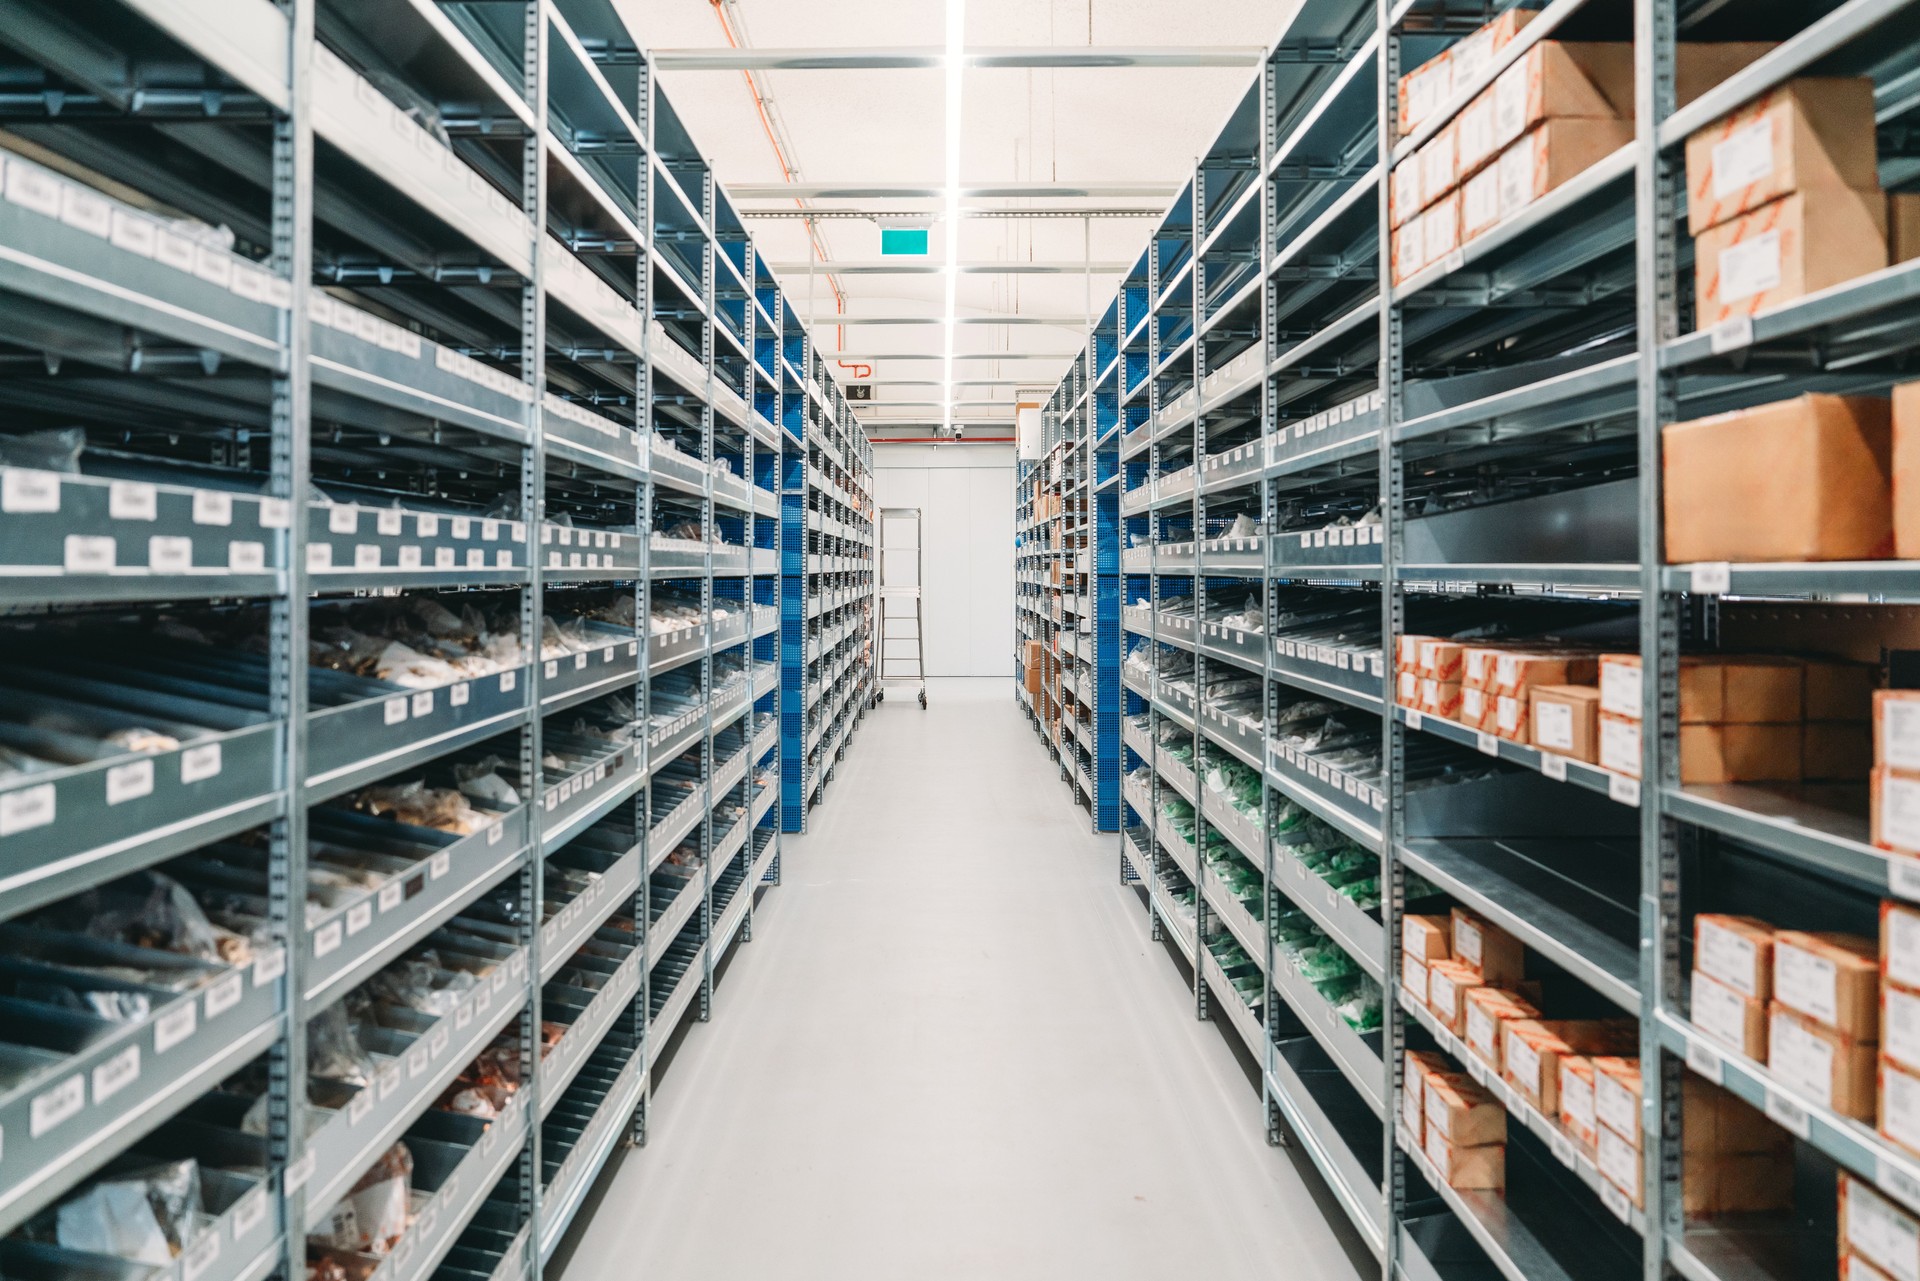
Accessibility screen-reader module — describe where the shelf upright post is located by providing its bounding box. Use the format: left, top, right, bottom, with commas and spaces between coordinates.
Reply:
1146, 240, 1168, 955
265, 0, 315, 1265
1375, 0, 1408, 1271
1189, 159, 1212, 1028
630, 41, 656, 1149
516, 0, 550, 1261
742, 236, 760, 940
699, 168, 718, 1025
769, 287, 785, 880
1258, 44, 1281, 1151
1635, 0, 1685, 1269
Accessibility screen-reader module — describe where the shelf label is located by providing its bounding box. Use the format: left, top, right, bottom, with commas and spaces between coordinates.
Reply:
251, 945, 286, 987
378, 882, 404, 912
1890, 855, 1920, 903
431, 851, 451, 879
1539, 752, 1568, 782
1475, 731, 1499, 756
307, 543, 332, 571
407, 1044, 430, 1079
1764, 1087, 1812, 1138
259, 497, 290, 529
346, 901, 373, 936
1708, 316, 1754, 354
183, 1228, 221, 1281
1686, 1038, 1724, 1085
154, 1003, 197, 1053
377, 1062, 402, 1100
313, 921, 343, 958
191, 490, 232, 526
1405, 709, 1423, 731
451, 682, 470, 707
376, 508, 403, 536
1549, 1131, 1578, 1169
63, 534, 114, 572
500, 670, 516, 693
180, 742, 221, 783
1, 468, 59, 514
106, 758, 154, 805
328, 504, 358, 534
0, 783, 55, 837
384, 697, 408, 725
1598, 1178, 1633, 1224
1608, 774, 1641, 807
284, 1151, 315, 1195
1880, 1157, 1920, 1216
1689, 562, 1732, 595
231, 1187, 269, 1238
149, 535, 191, 573
108, 481, 156, 520
411, 690, 433, 718
229, 540, 264, 571
354, 543, 380, 569
205, 972, 243, 1018
30, 1074, 83, 1136
91, 1043, 140, 1103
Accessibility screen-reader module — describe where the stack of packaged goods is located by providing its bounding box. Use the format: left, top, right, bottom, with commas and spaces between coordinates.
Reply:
1407, 1049, 1506, 1190
1590, 1056, 1792, 1213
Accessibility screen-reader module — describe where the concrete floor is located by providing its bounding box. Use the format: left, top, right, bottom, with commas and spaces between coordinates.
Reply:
552, 678, 1368, 1281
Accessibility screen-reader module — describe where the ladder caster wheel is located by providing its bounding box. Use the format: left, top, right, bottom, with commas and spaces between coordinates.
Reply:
919, 691, 927, 709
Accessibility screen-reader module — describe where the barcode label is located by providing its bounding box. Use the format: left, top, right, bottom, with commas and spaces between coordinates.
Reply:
106, 759, 154, 805
154, 1002, 197, 1053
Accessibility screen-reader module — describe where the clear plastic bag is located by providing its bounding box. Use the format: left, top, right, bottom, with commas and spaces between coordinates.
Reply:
55, 1159, 201, 1265
307, 999, 373, 1086
453, 756, 520, 807
312, 1142, 412, 1255
0, 426, 85, 474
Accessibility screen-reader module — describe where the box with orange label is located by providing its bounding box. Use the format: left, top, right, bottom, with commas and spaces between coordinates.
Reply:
1424, 1072, 1506, 1147
1531, 685, 1601, 761
1423, 1127, 1505, 1191
1773, 929, 1879, 1038
1460, 685, 1498, 732
1426, 958, 1485, 1033
1596, 654, 1804, 724
1495, 116, 1633, 224
1684, 78, 1881, 235
1452, 908, 1525, 985
1692, 968, 1769, 1060
1502, 1019, 1636, 1113
1694, 188, 1888, 330
1842, 1174, 1920, 1281
1559, 1055, 1599, 1148
1463, 987, 1540, 1072
1402, 1049, 1453, 1145
1768, 1002, 1876, 1119
1696, 914, 1774, 1000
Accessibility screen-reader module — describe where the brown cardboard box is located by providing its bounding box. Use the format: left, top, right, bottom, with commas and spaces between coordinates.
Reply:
1901, 383, 1920, 564
1426, 958, 1485, 1033
1695, 914, 1774, 1000
1023, 641, 1044, 695
1402, 1049, 1454, 1144
1596, 1123, 1644, 1206
1596, 654, 1805, 724
1693, 968, 1770, 1060
1460, 685, 1497, 732
1691, 1078, 1794, 1154
1493, 692, 1531, 743
1419, 123, 1460, 212
1592, 1055, 1642, 1142
1448, 9, 1540, 97
1599, 716, 1804, 783
1391, 154, 1424, 230
1694, 189, 1889, 330
1894, 193, 1920, 264
1393, 209, 1427, 285
1678, 1148, 1796, 1215
1461, 163, 1502, 241
1663, 394, 1894, 564
1531, 684, 1601, 761
1396, 634, 1435, 671
1769, 1002, 1877, 1119
1457, 92, 1501, 183
1422, 191, 1462, 273
1463, 987, 1541, 1070
1559, 1055, 1598, 1148
1420, 639, 1467, 681
1842, 1174, 1920, 1281
1396, 10, 1541, 141
1503, 1019, 1637, 1113
1451, 908, 1525, 985
1463, 644, 1513, 690
1488, 43, 1633, 154
1397, 669, 1421, 708
1885, 984, 1920, 1074
1806, 721, 1874, 782
1496, 116, 1634, 223
1876, 768, 1920, 856
1806, 661, 1877, 722
1845, 1254, 1901, 1281
1405, 914, 1451, 964
1487, 650, 1601, 696
1421, 678, 1464, 720
1774, 930, 1880, 1037
1685, 78, 1882, 235
1423, 1127, 1505, 1191
1424, 1072, 1507, 1146
1403, 952, 1430, 1007
1885, 901, 1920, 993
1598, 654, 1643, 720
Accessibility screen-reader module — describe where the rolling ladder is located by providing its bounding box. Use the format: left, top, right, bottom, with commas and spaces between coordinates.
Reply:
875, 506, 927, 708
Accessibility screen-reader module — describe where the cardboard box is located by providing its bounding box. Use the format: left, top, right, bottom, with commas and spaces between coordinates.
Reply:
1769, 1002, 1876, 1119
1463, 645, 1511, 690
1422, 191, 1462, 271
1496, 116, 1634, 223
1685, 78, 1882, 235
1841, 1173, 1920, 1281
1403, 953, 1430, 1007
1596, 1122, 1644, 1206
1424, 1072, 1507, 1146
1463, 986, 1540, 1070
1391, 155, 1424, 230
1599, 654, 1642, 719
1503, 1019, 1636, 1113
1806, 661, 1877, 722
1591, 1055, 1642, 1142
1420, 639, 1466, 681
1397, 634, 1436, 671
1449, 9, 1540, 96
1489, 42, 1632, 152
1695, 914, 1775, 1000
1595, 654, 1805, 724
1456, 92, 1501, 182
1682, 1148, 1796, 1215
1689, 1077, 1794, 1155
1559, 1055, 1598, 1147
1420, 123, 1460, 211
1493, 692, 1531, 743
1531, 684, 1601, 761
1895, 193, 1920, 264
1599, 716, 1804, 783
1877, 691, 1920, 774
1423, 1127, 1505, 1191
1452, 908, 1525, 985
1491, 649, 1600, 697
1398, 49, 1454, 141
1426, 958, 1485, 1033
1393, 210, 1428, 285
1663, 394, 1894, 564
1421, 678, 1464, 720
1886, 984, 1920, 1074
1886, 901, 1920, 993
1774, 929, 1880, 1038
1405, 914, 1451, 964
1460, 685, 1496, 732
1693, 968, 1770, 1060
1876, 769, 1920, 856
1397, 669, 1421, 707
1694, 188, 1889, 330
1806, 721, 1874, 782
1845, 1254, 1902, 1281
1887, 1056, 1920, 1161
1901, 382, 1920, 560
1460, 163, 1502, 241
1402, 1049, 1454, 1144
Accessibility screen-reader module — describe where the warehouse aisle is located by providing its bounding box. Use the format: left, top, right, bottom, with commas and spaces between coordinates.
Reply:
552, 679, 1366, 1281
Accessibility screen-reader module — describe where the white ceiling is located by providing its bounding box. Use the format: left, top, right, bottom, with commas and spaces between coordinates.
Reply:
617, 0, 1300, 433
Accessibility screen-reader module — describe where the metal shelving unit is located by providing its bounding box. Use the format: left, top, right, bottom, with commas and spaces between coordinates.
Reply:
1023, 0, 1920, 1276
0, 1, 822, 1276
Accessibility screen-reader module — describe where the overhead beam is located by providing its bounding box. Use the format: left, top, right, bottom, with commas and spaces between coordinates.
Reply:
767, 260, 1127, 275
727, 181, 1174, 200
739, 206, 1162, 219
652, 45, 1265, 71
820, 351, 1075, 361
796, 314, 1086, 326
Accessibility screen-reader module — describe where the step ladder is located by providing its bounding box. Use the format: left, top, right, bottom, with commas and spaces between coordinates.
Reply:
876, 506, 927, 708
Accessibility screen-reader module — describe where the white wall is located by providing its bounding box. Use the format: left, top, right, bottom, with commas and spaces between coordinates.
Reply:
873, 443, 1014, 677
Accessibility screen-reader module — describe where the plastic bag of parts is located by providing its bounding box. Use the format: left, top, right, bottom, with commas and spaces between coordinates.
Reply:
19, 978, 151, 1023
0, 426, 84, 474
312, 1142, 412, 1255
437, 1036, 522, 1118
53, 1159, 202, 1265
365, 949, 475, 1018
354, 780, 491, 836
453, 756, 519, 807
308, 1247, 380, 1281
308, 998, 374, 1086
483, 493, 522, 521
79, 871, 250, 967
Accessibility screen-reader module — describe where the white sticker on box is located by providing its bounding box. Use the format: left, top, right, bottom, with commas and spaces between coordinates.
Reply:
205, 972, 243, 1017
1887, 704, 1920, 775
180, 742, 220, 783
1505, 1030, 1542, 1100
1534, 700, 1574, 752
92, 1044, 139, 1102
30, 1075, 83, 1136
1492, 59, 1529, 147
1692, 970, 1750, 1056
1849, 1178, 1920, 1281
1719, 229, 1783, 303
1710, 120, 1775, 201
1698, 918, 1760, 998
1767, 1010, 1834, 1107
106, 758, 154, 805
0, 783, 55, 836
1889, 1058, 1920, 1157
63, 535, 113, 571
154, 1002, 196, 1053
1775, 939, 1841, 1026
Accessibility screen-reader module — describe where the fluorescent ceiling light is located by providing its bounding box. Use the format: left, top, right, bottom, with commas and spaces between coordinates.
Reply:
942, 0, 964, 435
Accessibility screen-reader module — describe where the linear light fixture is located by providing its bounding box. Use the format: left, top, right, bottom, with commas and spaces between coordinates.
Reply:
942, 0, 965, 436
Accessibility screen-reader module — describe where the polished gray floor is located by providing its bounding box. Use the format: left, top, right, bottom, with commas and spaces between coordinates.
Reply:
554, 678, 1366, 1280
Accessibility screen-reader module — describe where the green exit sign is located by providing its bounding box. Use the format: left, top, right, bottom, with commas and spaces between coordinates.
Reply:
881, 227, 929, 255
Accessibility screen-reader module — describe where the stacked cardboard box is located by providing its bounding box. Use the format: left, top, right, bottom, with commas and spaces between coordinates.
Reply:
1423, 1070, 1507, 1189
1685, 80, 1885, 330
1774, 930, 1880, 1120
1393, 635, 1468, 719
1591, 1060, 1792, 1211
1883, 902, 1920, 1156
1596, 653, 1811, 784
1401, 1048, 1454, 1147
1692, 914, 1773, 1061
1842, 1174, 1920, 1281
1875, 692, 1920, 866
